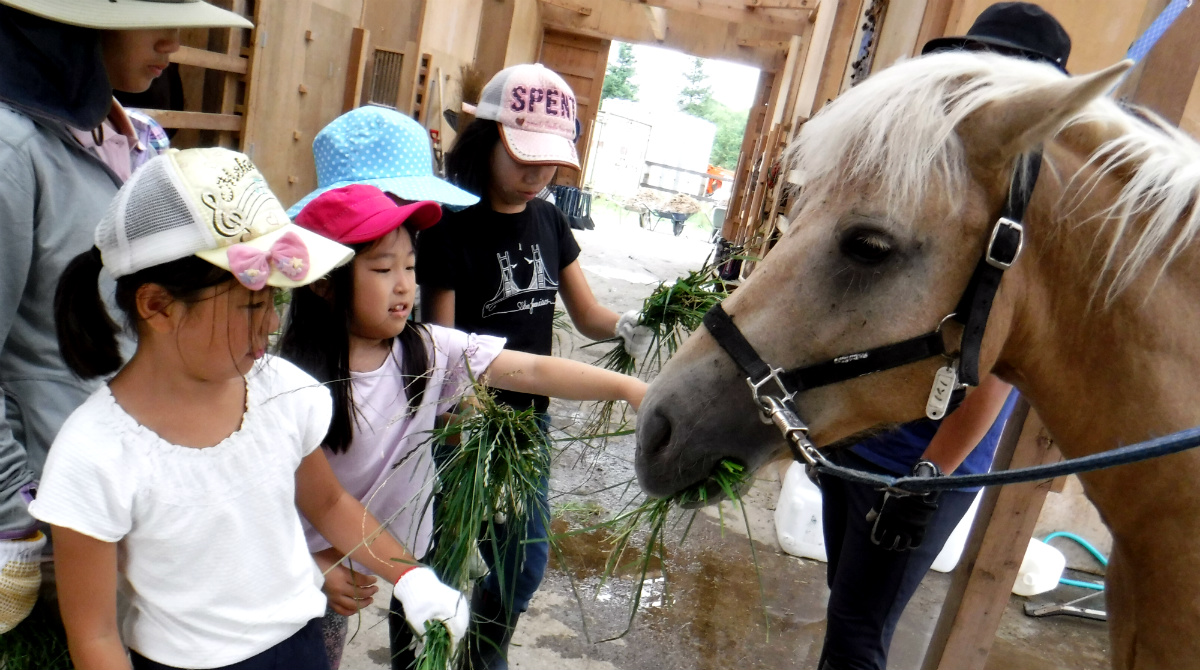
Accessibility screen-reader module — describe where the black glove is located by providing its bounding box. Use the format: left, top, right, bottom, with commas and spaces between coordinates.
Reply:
865, 460, 942, 552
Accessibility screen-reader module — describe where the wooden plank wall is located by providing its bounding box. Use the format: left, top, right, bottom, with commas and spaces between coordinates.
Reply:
241, 0, 365, 207
539, 29, 611, 188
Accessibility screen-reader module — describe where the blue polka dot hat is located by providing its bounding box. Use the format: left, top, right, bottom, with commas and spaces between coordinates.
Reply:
286, 106, 479, 218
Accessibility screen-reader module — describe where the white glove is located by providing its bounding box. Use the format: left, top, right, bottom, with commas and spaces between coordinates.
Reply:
0, 531, 45, 633
616, 310, 654, 361
393, 566, 470, 647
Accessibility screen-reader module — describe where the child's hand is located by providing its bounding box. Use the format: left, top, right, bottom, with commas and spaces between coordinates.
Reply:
392, 566, 470, 646
314, 548, 379, 616
617, 310, 655, 361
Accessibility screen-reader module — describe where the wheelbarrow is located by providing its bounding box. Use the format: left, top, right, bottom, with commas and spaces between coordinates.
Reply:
650, 209, 691, 236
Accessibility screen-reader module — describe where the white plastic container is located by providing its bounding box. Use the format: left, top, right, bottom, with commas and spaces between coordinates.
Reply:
929, 491, 982, 573
1011, 537, 1067, 596
775, 462, 827, 561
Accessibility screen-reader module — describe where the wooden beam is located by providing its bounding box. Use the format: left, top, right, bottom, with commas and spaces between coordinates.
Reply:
622, 0, 812, 34
171, 44, 248, 74
343, 27, 369, 114
543, 0, 593, 15
810, 0, 860, 113
645, 5, 668, 41
912, 0, 954, 57
143, 110, 244, 132
921, 401, 1062, 670
539, 1, 789, 70
737, 37, 790, 49
744, 0, 812, 7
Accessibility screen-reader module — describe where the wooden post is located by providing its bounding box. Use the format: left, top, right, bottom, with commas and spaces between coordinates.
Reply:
343, 27, 369, 114
920, 399, 1063, 670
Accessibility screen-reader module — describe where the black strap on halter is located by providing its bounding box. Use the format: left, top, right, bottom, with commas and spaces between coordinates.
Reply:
952, 149, 1042, 385
703, 304, 947, 396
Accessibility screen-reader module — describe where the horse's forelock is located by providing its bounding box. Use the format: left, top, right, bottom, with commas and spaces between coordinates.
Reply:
786, 52, 1065, 219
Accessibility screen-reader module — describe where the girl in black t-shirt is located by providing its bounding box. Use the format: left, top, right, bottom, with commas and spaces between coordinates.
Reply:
416, 64, 649, 670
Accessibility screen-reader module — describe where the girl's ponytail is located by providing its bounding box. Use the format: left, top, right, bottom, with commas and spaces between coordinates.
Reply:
55, 247, 122, 378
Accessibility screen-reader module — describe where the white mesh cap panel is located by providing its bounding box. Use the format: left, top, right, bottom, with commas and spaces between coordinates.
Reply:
94, 155, 213, 278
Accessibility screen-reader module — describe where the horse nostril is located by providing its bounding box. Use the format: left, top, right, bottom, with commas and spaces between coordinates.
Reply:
636, 406, 672, 457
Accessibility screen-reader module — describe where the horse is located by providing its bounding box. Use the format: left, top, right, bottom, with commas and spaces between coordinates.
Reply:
634, 51, 1200, 670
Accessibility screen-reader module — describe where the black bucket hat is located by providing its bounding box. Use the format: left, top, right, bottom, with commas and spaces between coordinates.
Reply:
922, 2, 1071, 72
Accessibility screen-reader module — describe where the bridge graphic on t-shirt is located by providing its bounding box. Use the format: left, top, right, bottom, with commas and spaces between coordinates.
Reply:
482, 244, 558, 318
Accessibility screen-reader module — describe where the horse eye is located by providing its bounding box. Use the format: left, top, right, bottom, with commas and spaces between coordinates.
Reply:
839, 229, 893, 265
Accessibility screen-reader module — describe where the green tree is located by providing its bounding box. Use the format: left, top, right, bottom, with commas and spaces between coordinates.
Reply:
601, 43, 639, 102
677, 57, 715, 117
706, 102, 749, 170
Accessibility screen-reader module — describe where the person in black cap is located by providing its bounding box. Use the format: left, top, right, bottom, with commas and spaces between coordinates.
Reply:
812, 5, 1070, 670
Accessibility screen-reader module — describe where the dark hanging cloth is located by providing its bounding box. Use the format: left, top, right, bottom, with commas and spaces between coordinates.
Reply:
0, 5, 111, 129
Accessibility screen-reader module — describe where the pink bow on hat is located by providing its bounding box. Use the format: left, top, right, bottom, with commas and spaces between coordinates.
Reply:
226, 231, 311, 291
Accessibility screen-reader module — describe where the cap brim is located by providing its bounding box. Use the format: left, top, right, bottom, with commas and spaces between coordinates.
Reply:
194, 224, 353, 289
287, 176, 480, 218
1, 0, 253, 29
921, 36, 1067, 71
335, 200, 443, 244
499, 125, 580, 170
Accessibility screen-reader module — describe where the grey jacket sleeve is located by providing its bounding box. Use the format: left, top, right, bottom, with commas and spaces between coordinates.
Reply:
0, 136, 38, 534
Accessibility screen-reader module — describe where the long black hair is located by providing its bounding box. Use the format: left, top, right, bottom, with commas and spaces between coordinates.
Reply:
55, 248, 233, 378
277, 228, 430, 454
444, 118, 501, 200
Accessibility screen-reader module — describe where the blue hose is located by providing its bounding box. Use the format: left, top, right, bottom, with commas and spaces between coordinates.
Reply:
1042, 531, 1107, 591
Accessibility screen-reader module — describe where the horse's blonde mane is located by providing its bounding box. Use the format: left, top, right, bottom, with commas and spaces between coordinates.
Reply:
788, 51, 1200, 302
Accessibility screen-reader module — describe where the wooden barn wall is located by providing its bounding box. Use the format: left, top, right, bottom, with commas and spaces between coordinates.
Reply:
359, 0, 426, 109
538, 30, 611, 188
243, 0, 365, 207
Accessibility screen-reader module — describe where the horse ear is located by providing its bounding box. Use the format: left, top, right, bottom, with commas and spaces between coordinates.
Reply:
957, 60, 1133, 172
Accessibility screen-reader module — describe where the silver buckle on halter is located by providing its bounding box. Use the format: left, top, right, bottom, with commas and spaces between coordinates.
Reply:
746, 366, 796, 422
986, 217, 1024, 270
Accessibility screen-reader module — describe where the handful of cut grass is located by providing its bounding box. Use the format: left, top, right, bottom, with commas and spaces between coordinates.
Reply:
428, 383, 550, 591
580, 263, 728, 437
414, 620, 453, 670
595, 460, 763, 640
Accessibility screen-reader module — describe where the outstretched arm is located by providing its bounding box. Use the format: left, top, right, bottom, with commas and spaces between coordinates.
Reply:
295, 450, 418, 584
558, 261, 621, 341
921, 374, 1013, 474
53, 526, 130, 670
482, 349, 647, 410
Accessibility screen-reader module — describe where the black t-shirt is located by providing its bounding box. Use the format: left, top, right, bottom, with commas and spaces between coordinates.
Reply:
417, 198, 581, 412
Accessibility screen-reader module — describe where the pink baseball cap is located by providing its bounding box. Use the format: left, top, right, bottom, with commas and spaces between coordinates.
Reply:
474, 63, 580, 170
294, 184, 442, 245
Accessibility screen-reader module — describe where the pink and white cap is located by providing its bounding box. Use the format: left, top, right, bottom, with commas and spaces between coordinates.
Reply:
473, 63, 580, 170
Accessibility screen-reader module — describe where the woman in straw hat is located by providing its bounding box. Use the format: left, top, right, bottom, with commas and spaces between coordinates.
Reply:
0, 0, 251, 634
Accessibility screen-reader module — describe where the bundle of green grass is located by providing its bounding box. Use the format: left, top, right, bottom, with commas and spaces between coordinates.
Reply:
417, 382, 552, 669
580, 262, 729, 438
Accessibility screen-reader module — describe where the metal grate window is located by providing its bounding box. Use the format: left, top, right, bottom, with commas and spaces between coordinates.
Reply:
369, 49, 404, 108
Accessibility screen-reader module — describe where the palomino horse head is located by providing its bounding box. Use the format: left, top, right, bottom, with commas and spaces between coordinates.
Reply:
640, 50, 1200, 670
637, 53, 1141, 497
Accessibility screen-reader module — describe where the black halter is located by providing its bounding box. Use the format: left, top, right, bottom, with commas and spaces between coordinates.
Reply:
703, 150, 1041, 431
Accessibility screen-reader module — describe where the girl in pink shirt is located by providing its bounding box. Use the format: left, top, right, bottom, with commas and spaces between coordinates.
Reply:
279, 184, 646, 669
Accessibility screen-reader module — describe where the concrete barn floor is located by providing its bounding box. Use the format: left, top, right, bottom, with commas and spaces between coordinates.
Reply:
341, 206, 1109, 670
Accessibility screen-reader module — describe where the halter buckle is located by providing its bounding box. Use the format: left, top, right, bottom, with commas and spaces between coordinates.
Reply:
746, 366, 797, 419
986, 217, 1024, 270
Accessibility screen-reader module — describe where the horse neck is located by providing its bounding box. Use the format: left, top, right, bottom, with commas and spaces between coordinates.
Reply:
996, 136, 1200, 527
